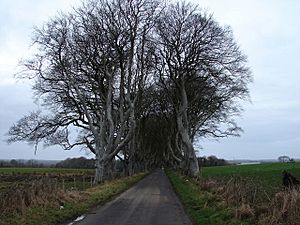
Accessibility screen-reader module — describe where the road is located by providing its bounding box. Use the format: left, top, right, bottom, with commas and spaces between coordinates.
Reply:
70, 169, 193, 225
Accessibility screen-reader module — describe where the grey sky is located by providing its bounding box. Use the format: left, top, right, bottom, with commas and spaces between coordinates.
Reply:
197, 0, 300, 160
0, 0, 299, 160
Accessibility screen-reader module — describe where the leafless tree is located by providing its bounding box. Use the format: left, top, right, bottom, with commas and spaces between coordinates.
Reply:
278, 156, 291, 163
155, 2, 251, 176
8, 0, 251, 180
8, 0, 161, 183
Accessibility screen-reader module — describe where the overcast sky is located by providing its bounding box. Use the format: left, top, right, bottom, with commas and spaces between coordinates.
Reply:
0, 0, 299, 160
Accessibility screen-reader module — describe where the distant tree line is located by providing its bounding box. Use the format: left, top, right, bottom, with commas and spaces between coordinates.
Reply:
0, 159, 45, 168
0, 156, 228, 169
55, 157, 95, 169
0, 157, 95, 169
197, 155, 228, 167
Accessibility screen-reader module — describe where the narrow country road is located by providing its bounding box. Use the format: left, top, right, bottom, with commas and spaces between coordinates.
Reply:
71, 169, 193, 225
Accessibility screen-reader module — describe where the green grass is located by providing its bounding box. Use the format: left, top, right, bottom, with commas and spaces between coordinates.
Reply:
0, 172, 147, 225
166, 170, 252, 225
201, 162, 300, 196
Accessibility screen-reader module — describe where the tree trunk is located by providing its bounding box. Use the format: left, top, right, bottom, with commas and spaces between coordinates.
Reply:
93, 138, 106, 184
178, 120, 199, 177
94, 158, 105, 184
177, 78, 199, 177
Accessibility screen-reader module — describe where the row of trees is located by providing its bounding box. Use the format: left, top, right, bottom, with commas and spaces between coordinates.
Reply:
0, 156, 227, 169
0, 159, 45, 168
7, 0, 251, 183
55, 157, 95, 168
198, 156, 228, 167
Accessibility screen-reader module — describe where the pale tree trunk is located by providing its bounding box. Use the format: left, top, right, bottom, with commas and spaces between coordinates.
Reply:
94, 154, 106, 183
93, 74, 114, 184
94, 158, 105, 184
94, 137, 107, 184
168, 137, 182, 165
177, 114, 199, 176
70, 79, 108, 184
177, 78, 199, 177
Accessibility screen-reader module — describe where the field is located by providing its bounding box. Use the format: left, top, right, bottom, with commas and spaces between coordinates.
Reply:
0, 167, 147, 225
0, 167, 95, 193
201, 162, 300, 197
167, 162, 300, 225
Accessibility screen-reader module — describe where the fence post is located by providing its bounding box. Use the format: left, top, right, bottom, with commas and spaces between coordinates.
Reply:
62, 179, 65, 191
73, 176, 76, 189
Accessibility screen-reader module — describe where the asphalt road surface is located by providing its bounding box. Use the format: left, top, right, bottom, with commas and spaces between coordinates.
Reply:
71, 169, 193, 225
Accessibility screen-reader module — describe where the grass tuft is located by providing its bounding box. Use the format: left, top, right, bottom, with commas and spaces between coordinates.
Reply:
257, 187, 300, 225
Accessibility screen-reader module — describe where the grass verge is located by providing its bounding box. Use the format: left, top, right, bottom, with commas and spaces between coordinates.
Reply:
166, 170, 253, 225
0, 172, 147, 225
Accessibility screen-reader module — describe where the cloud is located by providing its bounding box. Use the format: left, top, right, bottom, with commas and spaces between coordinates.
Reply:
193, 0, 300, 159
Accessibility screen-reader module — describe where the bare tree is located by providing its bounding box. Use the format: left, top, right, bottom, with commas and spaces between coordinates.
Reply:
8, 0, 161, 183
155, 2, 251, 176
278, 156, 291, 163
8, 0, 251, 180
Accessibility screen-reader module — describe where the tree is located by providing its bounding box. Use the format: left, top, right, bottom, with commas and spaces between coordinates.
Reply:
8, 0, 161, 183
278, 156, 291, 163
154, 2, 251, 176
7, 0, 251, 180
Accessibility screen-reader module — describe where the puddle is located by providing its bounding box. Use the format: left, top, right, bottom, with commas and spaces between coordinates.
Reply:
67, 215, 86, 225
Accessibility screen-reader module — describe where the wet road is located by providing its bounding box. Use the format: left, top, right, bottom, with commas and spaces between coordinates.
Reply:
72, 169, 193, 225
